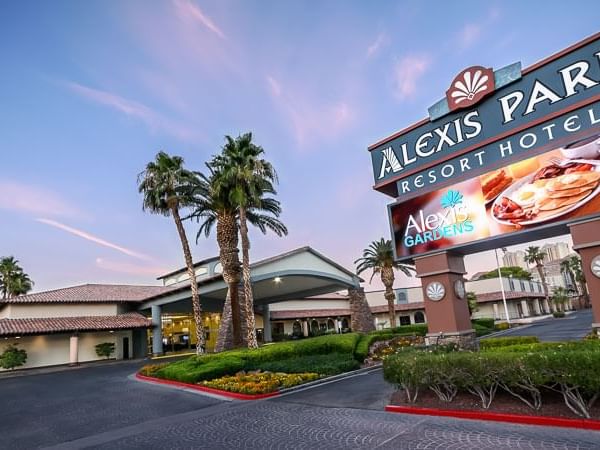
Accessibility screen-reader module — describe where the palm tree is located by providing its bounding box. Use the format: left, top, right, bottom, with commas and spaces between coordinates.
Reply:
551, 286, 569, 312
188, 168, 244, 350
569, 255, 589, 308
0, 257, 34, 299
210, 133, 287, 348
355, 239, 414, 328
524, 246, 552, 313
138, 151, 205, 354
560, 259, 576, 293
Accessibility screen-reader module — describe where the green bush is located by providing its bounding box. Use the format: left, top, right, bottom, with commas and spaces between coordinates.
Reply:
553, 311, 566, 318
471, 318, 495, 329
473, 323, 494, 337
149, 333, 362, 383
95, 342, 115, 359
389, 324, 428, 336
495, 322, 510, 331
384, 343, 600, 416
0, 344, 27, 370
480, 336, 539, 349
252, 353, 359, 376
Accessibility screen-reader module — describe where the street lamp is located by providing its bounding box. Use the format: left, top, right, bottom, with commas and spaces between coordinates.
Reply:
494, 247, 511, 328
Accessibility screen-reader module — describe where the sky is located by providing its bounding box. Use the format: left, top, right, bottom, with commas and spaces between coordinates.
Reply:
0, 1, 598, 292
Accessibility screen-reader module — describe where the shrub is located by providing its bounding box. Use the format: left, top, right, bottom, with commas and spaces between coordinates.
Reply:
389, 324, 428, 336
480, 336, 539, 350
553, 311, 566, 318
473, 323, 494, 337
139, 363, 169, 377
471, 318, 495, 329
251, 353, 359, 376
0, 344, 27, 370
95, 342, 115, 359
495, 322, 510, 331
202, 371, 319, 394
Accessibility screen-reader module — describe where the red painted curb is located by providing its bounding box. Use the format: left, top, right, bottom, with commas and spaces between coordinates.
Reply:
136, 373, 280, 400
385, 405, 600, 431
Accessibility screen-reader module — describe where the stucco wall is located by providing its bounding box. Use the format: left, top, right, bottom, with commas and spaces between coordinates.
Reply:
269, 299, 348, 311
4, 303, 119, 319
0, 330, 133, 371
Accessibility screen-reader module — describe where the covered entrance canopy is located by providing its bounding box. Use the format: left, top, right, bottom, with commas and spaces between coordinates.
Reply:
139, 247, 361, 314
139, 247, 362, 353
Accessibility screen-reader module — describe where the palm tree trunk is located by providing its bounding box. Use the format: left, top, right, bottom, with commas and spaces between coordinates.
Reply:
171, 206, 205, 354
537, 263, 552, 313
381, 267, 397, 329
239, 206, 258, 348
215, 212, 243, 349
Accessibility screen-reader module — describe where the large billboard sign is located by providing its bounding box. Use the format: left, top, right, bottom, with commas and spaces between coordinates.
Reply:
369, 33, 600, 261
390, 142, 600, 259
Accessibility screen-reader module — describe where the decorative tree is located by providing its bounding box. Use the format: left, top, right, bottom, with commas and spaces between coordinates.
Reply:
0, 256, 34, 299
551, 287, 569, 314
138, 151, 205, 354
0, 344, 27, 370
467, 291, 479, 316
524, 246, 552, 313
95, 342, 116, 359
355, 239, 414, 329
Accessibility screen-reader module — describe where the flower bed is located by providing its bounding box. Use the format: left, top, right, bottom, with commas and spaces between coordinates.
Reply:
201, 371, 319, 394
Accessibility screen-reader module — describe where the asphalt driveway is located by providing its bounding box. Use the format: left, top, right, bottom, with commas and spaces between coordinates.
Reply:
486, 309, 593, 341
1, 353, 599, 449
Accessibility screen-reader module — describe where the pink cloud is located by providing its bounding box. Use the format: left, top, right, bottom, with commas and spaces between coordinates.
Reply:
64, 81, 201, 141
95, 257, 168, 277
172, 0, 226, 39
265, 75, 356, 148
0, 181, 83, 218
458, 23, 482, 49
36, 218, 154, 262
392, 55, 431, 100
367, 33, 387, 58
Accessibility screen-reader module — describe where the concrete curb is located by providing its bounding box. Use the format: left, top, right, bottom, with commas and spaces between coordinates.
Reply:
385, 404, 600, 431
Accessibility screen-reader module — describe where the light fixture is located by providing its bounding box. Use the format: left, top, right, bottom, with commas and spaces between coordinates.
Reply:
274, 277, 282, 283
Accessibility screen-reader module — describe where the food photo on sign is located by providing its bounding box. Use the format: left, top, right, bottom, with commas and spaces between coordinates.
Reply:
390, 134, 600, 259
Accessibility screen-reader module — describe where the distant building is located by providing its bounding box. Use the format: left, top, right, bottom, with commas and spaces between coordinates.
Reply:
502, 250, 527, 270
541, 242, 570, 263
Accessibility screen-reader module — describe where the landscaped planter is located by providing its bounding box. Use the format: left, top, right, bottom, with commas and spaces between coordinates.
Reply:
136, 373, 281, 400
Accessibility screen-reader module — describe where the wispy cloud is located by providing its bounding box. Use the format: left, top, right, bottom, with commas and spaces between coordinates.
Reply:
95, 257, 167, 276
0, 181, 82, 218
457, 23, 482, 50
392, 55, 431, 101
36, 218, 153, 261
64, 81, 201, 141
172, 0, 225, 39
265, 75, 356, 148
367, 33, 387, 58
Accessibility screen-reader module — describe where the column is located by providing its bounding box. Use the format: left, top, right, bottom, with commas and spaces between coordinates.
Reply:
492, 303, 500, 320
414, 252, 476, 349
302, 320, 309, 337
262, 304, 272, 343
569, 218, 600, 334
334, 318, 341, 334
69, 335, 79, 366
347, 287, 376, 333
151, 304, 163, 356
521, 300, 530, 317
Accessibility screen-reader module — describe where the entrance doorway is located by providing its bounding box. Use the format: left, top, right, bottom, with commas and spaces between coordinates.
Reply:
123, 337, 130, 359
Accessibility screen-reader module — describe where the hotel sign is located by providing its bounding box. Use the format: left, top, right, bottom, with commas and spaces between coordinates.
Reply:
369, 33, 600, 261
370, 33, 600, 200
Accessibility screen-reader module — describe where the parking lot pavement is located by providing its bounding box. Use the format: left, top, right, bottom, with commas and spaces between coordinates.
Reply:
2, 355, 600, 449
0, 360, 222, 449
486, 309, 593, 341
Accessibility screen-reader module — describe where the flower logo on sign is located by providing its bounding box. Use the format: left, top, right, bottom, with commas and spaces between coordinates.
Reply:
426, 282, 445, 301
446, 66, 495, 112
441, 190, 463, 209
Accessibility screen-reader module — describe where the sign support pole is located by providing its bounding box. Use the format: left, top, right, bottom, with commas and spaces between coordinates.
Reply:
494, 248, 511, 327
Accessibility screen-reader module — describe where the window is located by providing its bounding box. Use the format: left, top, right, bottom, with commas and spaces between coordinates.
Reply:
273, 322, 284, 335
399, 315, 411, 326
414, 311, 425, 324
396, 289, 408, 304
213, 263, 223, 274
292, 321, 302, 336
327, 319, 335, 330
310, 320, 319, 333
341, 318, 349, 331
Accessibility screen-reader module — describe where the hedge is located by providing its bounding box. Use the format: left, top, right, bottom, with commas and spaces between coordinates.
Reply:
383, 341, 600, 418
149, 333, 362, 383
251, 353, 360, 376
480, 336, 539, 349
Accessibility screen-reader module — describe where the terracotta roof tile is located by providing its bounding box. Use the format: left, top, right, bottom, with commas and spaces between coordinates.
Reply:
2, 284, 169, 304
0, 313, 152, 336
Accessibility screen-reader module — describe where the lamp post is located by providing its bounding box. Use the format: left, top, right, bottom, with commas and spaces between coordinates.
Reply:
494, 247, 511, 327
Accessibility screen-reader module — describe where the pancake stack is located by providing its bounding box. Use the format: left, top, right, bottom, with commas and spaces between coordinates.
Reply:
537, 171, 600, 212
